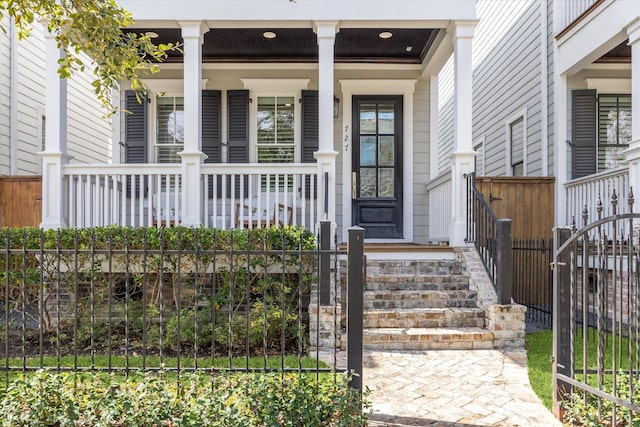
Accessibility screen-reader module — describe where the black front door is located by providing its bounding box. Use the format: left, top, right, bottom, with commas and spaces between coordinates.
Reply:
352, 95, 403, 238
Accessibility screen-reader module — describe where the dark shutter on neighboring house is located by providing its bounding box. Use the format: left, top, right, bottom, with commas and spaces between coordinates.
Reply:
301, 90, 318, 197
202, 90, 222, 197
124, 90, 148, 196
572, 89, 597, 179
227, 90, 249, 197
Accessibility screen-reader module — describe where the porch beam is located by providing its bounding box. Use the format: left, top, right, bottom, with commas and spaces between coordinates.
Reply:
39, 26, 70, 230
313, 20, 339, 228
179, 20, 209, 227
449, 20, 476, 246
625, 18, 640, 201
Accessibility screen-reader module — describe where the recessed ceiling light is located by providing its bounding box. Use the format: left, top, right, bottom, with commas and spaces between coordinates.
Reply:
145, 31, 159, 39
405, 46, 413, 52
379, 31, 393, 39
263, 31, 277, 39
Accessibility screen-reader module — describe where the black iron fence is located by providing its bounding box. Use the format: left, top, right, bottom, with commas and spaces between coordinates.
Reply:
0, 223, 365, 392
512, 238, 553, 329
465, 173, 512, 304
553, 191, 640, 425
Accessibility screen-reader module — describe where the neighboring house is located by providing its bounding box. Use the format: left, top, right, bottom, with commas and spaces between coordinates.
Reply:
0, 19, 113, 226
435, 0, 638, 235
38, 0, 479, 246
0, 20, 113, 174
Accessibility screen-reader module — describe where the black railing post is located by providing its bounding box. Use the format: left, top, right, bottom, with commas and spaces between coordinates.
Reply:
496, 218, 512, 304
347, 226, 364, 397
319, 220, 331, 305
553, 227, 572, 416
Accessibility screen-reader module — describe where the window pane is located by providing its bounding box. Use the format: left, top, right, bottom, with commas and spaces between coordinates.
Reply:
379, 168, 394, 197
510, 118, 524, 165
360, 136, 376, 166
360, 168, 376, 198
157, 145, 183, 163
378, 136, 394, 166
598, 94, 632, 171
276, 97, 294, 144
360, 103, 377, 134
378, 104, 395, 134
257, 97, 276, 144
258, 146, 295, 163
157, 96, 184, 145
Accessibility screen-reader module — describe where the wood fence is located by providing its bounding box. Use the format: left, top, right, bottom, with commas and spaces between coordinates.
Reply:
0, 176, 42, 227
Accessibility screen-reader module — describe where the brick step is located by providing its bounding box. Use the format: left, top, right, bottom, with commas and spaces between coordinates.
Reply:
364, 260, 463, 276
363, 327, 494, 351
363, 308, 485, 329
364, 290, 478, 310
365, 274, 469, 292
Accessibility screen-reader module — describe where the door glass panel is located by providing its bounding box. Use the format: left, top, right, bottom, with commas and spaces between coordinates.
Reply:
360, 103, 377, 134
360, 136, 376, 166
378, 168, 394, 198
360, 168, 376, 198
378, 136, 394, 166
378, 104, 395, 134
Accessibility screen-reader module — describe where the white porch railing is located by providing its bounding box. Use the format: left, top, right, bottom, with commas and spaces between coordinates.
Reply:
564, 166, 630, 227
63, 163, 319, 230
557, 0, 599, 34
426, 171, 452, 242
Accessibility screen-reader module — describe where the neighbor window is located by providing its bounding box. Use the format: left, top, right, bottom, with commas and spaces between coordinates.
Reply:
257, 96, 295, 189
510, 117, 524, 176
598, 94, 631, 171
156, 96, 184, 163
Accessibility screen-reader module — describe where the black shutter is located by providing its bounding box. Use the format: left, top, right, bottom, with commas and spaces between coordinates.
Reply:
202, 90, 222, 197
572, 89, 597, 179
124, 90, 148, 196
301, 90, 318, 198
227, 90, 249, 197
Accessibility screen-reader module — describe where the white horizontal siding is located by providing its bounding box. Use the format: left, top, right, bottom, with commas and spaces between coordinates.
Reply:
414, 78, 430, 244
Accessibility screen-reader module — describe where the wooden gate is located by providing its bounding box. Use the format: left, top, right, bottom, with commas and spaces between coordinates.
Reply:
474, 176, 554, 239
0, 176, 42, 227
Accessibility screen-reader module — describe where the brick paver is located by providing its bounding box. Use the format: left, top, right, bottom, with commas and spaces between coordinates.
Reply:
346, 349, 561, 426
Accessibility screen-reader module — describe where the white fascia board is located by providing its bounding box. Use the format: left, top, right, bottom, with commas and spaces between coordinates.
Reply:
556, 0, 635, 75
119, 0, 476, 23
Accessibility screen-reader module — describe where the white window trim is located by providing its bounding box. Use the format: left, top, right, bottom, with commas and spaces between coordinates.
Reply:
505, 109, 527, 176
339, 79, 417, 243
142, 79, 208, 162
241, 79, 309, 164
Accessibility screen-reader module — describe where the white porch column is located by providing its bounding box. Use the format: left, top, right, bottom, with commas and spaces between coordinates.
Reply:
39, 28, 70, 229
313, 21, 339, 228
449, 21, 476, 246
626, 19, 640, 203
179, 21, 209, 226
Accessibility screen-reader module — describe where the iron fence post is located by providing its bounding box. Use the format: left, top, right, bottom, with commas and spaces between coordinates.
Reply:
347, 226, 364, 397
496, 219, 512, 305
552, 227, 572, 416
319, 220, 331, 305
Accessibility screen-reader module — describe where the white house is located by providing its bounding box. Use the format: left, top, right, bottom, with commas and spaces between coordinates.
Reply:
38, 0, 479, 246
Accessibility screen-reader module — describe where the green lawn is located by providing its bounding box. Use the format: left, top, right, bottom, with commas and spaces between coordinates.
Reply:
526, 328, 637, 410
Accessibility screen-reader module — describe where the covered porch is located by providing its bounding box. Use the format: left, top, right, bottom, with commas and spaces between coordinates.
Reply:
39, 1, 478, 245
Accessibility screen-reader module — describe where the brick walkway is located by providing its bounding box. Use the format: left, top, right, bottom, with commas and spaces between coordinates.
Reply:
347, 349, 561, 426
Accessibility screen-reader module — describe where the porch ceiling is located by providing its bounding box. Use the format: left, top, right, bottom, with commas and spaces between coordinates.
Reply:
128, 27, 439, 63
595, 39, 630, 64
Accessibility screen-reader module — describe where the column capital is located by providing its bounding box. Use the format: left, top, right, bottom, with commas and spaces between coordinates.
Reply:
313, 21, 340, 40
179, 20, 210, 43
627, 18, 640, 45
449, 20, 478, 39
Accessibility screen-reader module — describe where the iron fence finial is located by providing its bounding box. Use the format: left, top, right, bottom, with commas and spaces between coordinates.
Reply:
612, 190, 618, 215
597, 196, 603, 219
571, 216, 577, 233
582, 204, 589, 227
629, 187, 634, 213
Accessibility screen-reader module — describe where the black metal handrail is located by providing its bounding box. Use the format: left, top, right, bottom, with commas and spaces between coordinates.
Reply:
465, 173, 512, 304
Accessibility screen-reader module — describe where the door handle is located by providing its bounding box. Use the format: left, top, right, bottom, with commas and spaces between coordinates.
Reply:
352, 172, 357, 199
